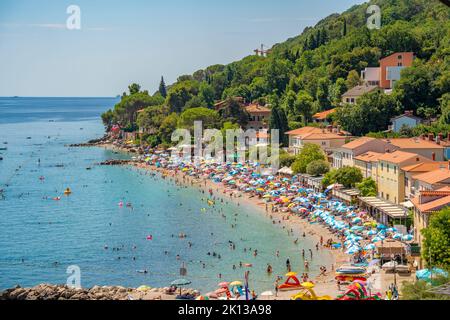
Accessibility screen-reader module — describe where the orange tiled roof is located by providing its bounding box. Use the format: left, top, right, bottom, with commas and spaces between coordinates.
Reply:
286, 127, 324, 136
412, 195, 450, 213
378, 150, 423, 164
302, 133, 347, 140
342, 137, 376, 150
413, 168, 450, 185
355, 151, 384, 163
313, 108, 336, 120
402, 162, 448, 173
386, 138, 444, 149
245, 104, 271, 114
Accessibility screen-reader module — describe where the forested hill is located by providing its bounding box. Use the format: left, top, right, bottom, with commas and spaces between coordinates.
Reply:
103, 0, 450, 144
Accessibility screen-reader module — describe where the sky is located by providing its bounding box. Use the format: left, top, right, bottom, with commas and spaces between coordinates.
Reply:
0, 0, 367, 97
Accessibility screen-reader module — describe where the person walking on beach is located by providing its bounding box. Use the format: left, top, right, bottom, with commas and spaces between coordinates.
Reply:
274, 279, 279, 297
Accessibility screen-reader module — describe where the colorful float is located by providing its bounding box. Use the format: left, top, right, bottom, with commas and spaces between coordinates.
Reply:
290, 282, 332, 300
278, 272, 303, 291
336, 281, 381, 300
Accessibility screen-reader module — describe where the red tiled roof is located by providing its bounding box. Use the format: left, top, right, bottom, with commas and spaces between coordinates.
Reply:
313, 108, 336, 120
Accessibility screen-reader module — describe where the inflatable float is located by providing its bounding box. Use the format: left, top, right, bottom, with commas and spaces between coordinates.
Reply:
278, 272, 303, 291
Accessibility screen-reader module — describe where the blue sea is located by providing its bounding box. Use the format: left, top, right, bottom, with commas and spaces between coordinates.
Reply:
0, 97, 332, 293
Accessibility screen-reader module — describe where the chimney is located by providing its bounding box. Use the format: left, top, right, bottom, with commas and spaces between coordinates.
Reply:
432, 152, 436, 161
428, 133, 434, 142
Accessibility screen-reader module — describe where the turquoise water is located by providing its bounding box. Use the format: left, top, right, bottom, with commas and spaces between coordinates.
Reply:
0, 97, 332, 293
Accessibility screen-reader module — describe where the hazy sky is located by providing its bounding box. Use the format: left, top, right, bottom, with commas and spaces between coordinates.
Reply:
0, 0, 367, 97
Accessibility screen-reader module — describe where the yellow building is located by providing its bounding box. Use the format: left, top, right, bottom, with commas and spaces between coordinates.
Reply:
377, 151, 431, 204
401, 162, 449, 200
354, 151, 384, 182
411, 187, 450, 254
386, 137, 445, 161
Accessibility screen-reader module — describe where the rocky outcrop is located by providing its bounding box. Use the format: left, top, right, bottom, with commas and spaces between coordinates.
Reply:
98, 159, 138, 166
0, 284, 199, 300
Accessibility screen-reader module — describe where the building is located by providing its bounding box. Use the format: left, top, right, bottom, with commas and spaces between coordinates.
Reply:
413, 167, 450, 192
286, 126, 349, 155
244, 104, 271, 130
377, 150, 431, 204
361, 52, 414, 90
411, 188, 450, 252
402, 162, 449, 200
379, 52, 414, 89
341, 84, 379, 105
354, 151, 384, 181
332, 137, 395, 169
386, 137, 445, 161
360, 67, 380, 86
390, 111, 423, 133
312, 108, 336, 124
246, 131, 269, 147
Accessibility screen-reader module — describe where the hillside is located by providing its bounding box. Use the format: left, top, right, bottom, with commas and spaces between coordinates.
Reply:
102, 0, 450, 145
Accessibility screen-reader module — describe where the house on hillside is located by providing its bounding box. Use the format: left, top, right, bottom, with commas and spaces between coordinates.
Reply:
361, 52, 415, 91
244, 104, 271, 130
402, 162, 449, 200
390, 111, 423, 133
312, 108, 336, 124
341, 84, 379, 105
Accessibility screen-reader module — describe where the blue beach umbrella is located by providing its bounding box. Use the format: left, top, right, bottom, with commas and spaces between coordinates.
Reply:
416, 268, 448, 281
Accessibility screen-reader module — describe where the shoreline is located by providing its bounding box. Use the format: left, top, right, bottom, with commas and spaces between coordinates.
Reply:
97, 143, 348, 299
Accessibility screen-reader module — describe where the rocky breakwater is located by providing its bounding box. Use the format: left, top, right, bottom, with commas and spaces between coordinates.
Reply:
0, 284, 200, 300
98, 159, 138, 166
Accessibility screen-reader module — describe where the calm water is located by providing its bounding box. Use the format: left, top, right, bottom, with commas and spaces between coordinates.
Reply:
0, 97, 332, 292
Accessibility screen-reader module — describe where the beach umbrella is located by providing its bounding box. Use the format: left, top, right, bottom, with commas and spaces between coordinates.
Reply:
368, 259, 380, 267
229, 281, 243, 287
393, 233, 403, 240
352, 217, 362, 224
364, 244, 376, 250
171, 279, 192, 295
137, 285, 151, 292
416, 268, 448, 281
402, 235, 413, 241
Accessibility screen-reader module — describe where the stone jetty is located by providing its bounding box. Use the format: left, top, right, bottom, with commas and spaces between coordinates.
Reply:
0, 284, 199, 300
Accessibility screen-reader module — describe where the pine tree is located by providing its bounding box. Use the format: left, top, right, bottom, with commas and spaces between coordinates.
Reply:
159, 76, 167, 98
342, 18, 347, 37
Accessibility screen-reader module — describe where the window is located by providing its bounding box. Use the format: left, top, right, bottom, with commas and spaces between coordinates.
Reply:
398, 55, 402, 60
398, 62, 403, 67
394, 166, 397, 174
387, 164, 389, 172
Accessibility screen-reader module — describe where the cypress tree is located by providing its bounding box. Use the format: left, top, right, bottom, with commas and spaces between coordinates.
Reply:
159, 76, 167, 98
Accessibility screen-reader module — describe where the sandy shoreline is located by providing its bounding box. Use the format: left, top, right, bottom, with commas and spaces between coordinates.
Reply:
97, 143, 350, 299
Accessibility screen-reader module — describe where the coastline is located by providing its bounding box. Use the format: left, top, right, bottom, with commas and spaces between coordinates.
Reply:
97, 143, 348, 299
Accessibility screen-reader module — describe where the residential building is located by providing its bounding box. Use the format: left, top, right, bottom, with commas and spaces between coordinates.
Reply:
354, 151, 384, 181
402, 162, 449, 200
379, 52, 414, 89
411, 188, 450, 253
413, 167, 450, 192
312, 108, 336, 124
341, 84, 379, 105
244, 104, 271, 130
361, 67, 380, 86
386, 137, 445, 161
332, 137, 396, 169
377, 150, 431, 204
286, 126, 349, 155
390, 111, 423, 133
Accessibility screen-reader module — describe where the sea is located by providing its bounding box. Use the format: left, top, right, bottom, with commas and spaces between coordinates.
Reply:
0, 97, 332, 293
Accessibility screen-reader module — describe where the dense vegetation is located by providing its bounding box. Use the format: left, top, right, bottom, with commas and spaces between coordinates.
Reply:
102, 0, 450, 146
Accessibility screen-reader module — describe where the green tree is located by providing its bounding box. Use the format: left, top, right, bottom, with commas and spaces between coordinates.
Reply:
178, 107, 220, 132
335, 166, 363, 188
291, 143, 326, 174
357, 177, 377, 196
322, 169, 338, 188
199, 82, 215, 108
306, 160, 330, 177
295, 91, 315, 125
346, 70, 361, 89
159, 112, 180, 144
159, 76, 167, 98
421, 207, 450, 268
128, 83, 141, 95
400, 278, 450, 300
